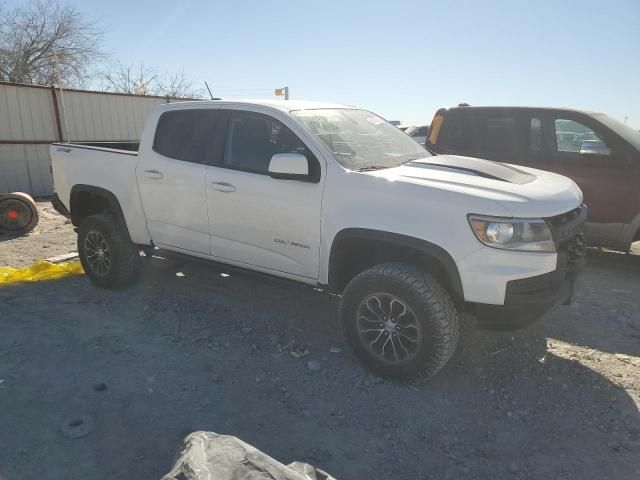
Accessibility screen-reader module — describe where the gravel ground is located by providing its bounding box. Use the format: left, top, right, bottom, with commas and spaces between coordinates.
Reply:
0, 204, 639, 479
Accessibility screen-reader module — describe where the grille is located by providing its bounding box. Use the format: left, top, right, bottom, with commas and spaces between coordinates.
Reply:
548, 206, 583, 228
563, 232, 586, 275
548, 204, 587, 278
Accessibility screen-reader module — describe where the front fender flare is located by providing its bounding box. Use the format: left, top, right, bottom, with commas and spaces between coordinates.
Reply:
328, 228, 464, 301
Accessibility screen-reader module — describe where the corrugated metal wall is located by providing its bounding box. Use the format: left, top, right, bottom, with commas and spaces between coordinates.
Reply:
0, 82, 189, 196
0, 84, 59, 195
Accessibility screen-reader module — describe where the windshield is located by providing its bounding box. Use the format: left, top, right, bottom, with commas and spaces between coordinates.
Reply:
592, 114, 640, 151
291, 108, 430, 170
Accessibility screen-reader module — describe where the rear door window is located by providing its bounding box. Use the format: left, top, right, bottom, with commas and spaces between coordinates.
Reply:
153, 109, 223, 164
529, 117, 544, 156
439, 113, 473, 153
473, 113, 520, 158
485, 117, 517, 153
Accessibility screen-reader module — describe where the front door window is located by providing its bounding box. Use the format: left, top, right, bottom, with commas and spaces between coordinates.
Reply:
553, 119, 610, 156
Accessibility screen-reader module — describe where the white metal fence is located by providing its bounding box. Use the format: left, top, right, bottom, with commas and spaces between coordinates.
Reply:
0, 81, 189, 196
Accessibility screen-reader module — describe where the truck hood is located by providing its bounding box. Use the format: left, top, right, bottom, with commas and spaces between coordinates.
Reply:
369, 155, 583, 218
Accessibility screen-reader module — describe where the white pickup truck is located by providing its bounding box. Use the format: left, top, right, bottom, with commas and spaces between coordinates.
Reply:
50, 100, 586, 381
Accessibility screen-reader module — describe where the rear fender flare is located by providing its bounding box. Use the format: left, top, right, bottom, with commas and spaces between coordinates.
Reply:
70, 184, 130, 238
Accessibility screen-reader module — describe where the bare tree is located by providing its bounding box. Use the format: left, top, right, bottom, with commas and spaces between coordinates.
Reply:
100, 61, 159, 95
101, 61, 204, 98
155, 69, 204, 98
0, 0, 105, 86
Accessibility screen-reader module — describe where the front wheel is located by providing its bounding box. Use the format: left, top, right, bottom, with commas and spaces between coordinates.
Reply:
77, 213, 140, 289
340, 263, 460, 382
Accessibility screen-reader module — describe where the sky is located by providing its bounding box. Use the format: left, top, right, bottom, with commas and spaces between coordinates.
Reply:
5, 0, 640, 127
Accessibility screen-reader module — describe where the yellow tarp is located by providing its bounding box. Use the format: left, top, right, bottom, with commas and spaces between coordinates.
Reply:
0, 260, 84, 286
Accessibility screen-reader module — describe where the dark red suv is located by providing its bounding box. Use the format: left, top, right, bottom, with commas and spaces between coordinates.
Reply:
427, 106, 640, 252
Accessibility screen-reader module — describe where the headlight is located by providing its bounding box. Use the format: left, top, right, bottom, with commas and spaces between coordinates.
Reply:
468, 215, 556, 252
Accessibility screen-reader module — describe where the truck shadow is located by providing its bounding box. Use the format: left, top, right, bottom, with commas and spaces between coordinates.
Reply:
537, 247, 640, 358
138, 255, 639, 478
0, 256, 637, 479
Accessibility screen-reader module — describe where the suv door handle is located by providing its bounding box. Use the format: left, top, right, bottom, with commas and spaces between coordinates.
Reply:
211, 181, 236, 193
143, 170, 163, 180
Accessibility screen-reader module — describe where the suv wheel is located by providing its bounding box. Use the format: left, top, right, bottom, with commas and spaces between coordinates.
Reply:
340, 262, 459, 382
78, 213, 139, 289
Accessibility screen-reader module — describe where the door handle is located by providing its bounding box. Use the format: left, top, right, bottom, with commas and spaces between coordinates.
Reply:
143, 170, 163, 180
211, 181, 236, 193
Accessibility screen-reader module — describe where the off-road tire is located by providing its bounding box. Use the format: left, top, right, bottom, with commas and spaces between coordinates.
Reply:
340, 262, 459, 382
77, 213, 139, 289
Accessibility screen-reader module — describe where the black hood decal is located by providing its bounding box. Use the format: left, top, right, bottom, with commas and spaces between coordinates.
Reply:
409, 156, 536, 185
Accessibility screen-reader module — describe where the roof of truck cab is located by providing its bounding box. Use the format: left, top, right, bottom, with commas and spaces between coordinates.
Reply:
162, 99, 356, 112
440, 106, 602, 116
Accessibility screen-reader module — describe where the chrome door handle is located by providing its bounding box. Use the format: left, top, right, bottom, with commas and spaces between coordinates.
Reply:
211, 181, 236, 193
143, 170, 163, 180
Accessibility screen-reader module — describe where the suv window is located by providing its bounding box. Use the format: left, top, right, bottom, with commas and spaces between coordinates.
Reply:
153, 109, 221, 164
554, 119, 607, 154
224, 111, 306, 174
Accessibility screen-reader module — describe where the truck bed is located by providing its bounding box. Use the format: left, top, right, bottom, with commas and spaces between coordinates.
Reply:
49, 142, 150, 245
71, 141, 140, 152
53, 142, 139, 156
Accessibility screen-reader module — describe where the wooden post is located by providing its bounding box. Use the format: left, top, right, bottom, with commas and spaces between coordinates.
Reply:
50, 85, 64, 142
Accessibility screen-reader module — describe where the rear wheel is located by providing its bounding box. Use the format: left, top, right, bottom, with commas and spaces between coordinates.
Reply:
77, 213, 139, 289
340, 262, 459, 382
0, 193, 39, 234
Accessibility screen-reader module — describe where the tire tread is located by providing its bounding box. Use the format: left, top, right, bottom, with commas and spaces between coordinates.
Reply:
77, 213, 139, 289
340, 262, 459, 383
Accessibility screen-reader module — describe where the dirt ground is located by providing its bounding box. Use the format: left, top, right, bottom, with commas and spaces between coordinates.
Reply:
0, 202, 639, 479
0, 201, 76, 267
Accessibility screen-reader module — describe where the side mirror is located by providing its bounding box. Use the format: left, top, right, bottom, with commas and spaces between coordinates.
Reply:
268, 153, 309, 180
580, 140, 611, 156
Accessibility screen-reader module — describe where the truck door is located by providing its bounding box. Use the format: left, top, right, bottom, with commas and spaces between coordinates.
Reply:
136, 109, 224, 254
534, 113, 635, 243
205, 110, 324, 279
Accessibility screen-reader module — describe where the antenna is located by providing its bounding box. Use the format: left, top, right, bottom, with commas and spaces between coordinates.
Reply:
204, 81, 214, 100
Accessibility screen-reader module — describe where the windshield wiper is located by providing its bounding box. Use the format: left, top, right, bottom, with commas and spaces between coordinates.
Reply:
355, 165, 389, 172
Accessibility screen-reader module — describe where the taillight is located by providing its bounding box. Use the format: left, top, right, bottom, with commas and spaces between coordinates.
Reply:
428, 114, 444, 146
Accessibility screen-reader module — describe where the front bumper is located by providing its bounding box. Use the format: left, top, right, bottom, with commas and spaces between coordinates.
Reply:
472, 205, 587, 330
473, 249, 584, 329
